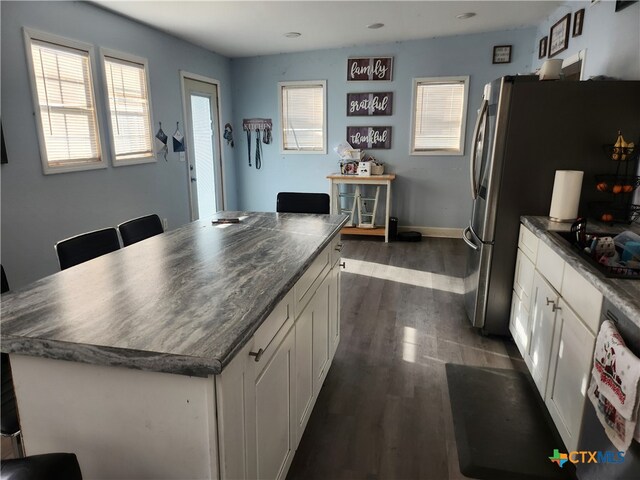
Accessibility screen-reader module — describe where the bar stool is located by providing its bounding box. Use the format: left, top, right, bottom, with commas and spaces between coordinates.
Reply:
117, 214, 164, 247
276, 192, 330, 214
55, 228, 120, 270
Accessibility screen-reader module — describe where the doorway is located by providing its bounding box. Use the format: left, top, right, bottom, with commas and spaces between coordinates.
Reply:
181, 73, 224, 220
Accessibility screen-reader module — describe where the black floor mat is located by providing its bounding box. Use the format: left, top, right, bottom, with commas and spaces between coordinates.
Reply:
446, 363, 576, 480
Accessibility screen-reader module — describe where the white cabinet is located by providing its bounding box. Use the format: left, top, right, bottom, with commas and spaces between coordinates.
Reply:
510, 222, 603, 453
528, 270, 559, 398
246, 323, 296, 480
510, 248, 535, 356
545, 299, 596, 452
217, 241, 341, 480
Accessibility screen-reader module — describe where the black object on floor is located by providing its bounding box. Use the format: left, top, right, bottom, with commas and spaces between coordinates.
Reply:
446, 363, 575, 480
397, 231, 421, 242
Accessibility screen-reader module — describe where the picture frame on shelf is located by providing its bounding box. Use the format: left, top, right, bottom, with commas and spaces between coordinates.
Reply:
492, 45, 512, 64
538, 36, 548, 59
549, 14, 571, 58
573, 9, 585, 37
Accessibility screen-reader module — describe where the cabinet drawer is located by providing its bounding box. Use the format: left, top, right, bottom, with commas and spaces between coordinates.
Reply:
294, 246, 330, 316
330, 235, 342, 267
519, 224, 539, 262
536, 241, 565, 292
254, 291, 293, 358
561, 263, 603, 334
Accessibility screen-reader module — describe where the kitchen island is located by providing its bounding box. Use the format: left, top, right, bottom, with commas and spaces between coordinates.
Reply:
1, 211, 348, 479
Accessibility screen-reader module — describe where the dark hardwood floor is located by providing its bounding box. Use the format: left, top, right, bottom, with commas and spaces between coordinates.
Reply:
287, 237, 524, 480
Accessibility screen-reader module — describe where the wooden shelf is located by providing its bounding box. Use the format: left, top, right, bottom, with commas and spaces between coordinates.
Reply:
340, 226, 386, 236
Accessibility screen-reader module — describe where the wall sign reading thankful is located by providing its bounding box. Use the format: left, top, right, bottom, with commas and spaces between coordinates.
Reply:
347, 57, 393, 81
347, 92, 393, 116
347, 126, 392, 149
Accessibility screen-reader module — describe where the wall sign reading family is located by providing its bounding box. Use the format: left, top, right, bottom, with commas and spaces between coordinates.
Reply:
347, 92, 393, 116
347, 57, 393, 81
347, 126, 392, 149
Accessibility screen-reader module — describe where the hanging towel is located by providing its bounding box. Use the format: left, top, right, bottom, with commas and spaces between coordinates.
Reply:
588, 320, 640, 452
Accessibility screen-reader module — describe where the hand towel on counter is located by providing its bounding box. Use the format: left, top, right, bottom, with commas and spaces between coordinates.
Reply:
588, 320, 640, 452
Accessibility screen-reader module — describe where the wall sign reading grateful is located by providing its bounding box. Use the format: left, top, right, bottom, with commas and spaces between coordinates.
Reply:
347, 92, 393, 116
347, 126, 392, 149
347, 57, 393, 81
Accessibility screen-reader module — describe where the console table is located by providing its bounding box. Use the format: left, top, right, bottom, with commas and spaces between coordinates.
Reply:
327, 173, 396, 242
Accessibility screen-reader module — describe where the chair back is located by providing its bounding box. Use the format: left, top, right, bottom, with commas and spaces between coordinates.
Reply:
118, 214, 164, 247
0, 453, 83, 480
276, 192, 330, 214
55, 228, 120, 270
1, 265, 9, 294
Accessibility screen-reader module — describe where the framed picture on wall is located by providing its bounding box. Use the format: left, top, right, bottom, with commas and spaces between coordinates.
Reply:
538, 36, 548, 59
492, 45, 512, 64
548, 14, 571, 58
573, 9, 585, 37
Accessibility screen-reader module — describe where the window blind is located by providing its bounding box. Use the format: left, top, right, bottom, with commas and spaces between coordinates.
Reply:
104, 56, 153, 162
281, 84, 324, 151
30, 39, 101, 166
413, 80, 466, 152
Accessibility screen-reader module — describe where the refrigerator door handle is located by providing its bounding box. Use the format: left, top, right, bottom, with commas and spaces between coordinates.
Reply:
470, 98, 488, 200
462, 226, 479, 251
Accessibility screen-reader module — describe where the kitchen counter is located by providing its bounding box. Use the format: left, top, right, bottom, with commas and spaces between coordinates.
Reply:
521, 216, 640, 327
0, 212, 349, 377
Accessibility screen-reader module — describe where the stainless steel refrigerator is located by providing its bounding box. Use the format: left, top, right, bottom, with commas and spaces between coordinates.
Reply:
463, 76, 640, 335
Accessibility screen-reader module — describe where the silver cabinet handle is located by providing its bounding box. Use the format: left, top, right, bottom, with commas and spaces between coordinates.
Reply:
335, 244, 343, 252
339, 262, 346, 269
249, 348, 264, 362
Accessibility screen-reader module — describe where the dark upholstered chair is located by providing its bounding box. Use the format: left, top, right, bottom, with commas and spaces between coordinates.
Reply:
55, 228, 120, 270
0, 453, 83, 480
1, 266, 25, 458
117, 214, 164, 247
276, 192, 330, 214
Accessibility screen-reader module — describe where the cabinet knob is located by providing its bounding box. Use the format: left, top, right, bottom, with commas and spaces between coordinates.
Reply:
546, 297, 555, 306
249, 348, 264, 362
339, 262, 346, 269
552, 304, 562, 313
335, 243, 343, 252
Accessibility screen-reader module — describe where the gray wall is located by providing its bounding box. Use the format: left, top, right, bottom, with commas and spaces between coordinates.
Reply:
531, 0, 640, 79
229, 28, 537, 229
1, 1, 237, 288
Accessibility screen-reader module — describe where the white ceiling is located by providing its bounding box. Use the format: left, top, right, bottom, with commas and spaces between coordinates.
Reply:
93, 1, 561, 58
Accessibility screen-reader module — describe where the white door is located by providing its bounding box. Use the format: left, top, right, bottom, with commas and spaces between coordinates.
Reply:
182, 76, 223, 220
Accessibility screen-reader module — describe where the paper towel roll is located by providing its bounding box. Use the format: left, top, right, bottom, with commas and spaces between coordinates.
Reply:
549, 170, 584, 222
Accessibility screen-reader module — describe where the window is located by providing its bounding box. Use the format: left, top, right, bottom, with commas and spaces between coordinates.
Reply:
411, 76, 469, 155
102, 50, 155, 165
24, 29, 104, 174
279, 81, 326, 154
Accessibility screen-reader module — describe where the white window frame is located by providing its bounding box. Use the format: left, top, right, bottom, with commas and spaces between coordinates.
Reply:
410, 76, 470, 156
100, 48, 156, 166
278, 80, 327, 155
23, 27, 106, 175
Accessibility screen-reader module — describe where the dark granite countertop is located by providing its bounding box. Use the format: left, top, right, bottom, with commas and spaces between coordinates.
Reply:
521, 216, 640, 328
1, 212, 349, 377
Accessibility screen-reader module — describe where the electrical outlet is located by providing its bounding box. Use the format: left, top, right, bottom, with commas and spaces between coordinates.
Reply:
162, 218, 168, 230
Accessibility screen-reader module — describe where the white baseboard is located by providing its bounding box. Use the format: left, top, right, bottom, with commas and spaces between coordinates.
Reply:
397, 226, 463, 238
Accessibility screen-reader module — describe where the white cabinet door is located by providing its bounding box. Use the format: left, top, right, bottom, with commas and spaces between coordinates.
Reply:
528, 270, 559, 398
295, 299, 314, 439
545, 299, 596, 452
510, 292, 529, 358
510, 248, 535, 356
245, 324, 296, 480
329, 266, 341, 359
513, 248, 535, 310
313, 278, 330, 394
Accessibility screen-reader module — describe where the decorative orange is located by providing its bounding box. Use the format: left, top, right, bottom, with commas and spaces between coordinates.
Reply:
622, 185, 634, 193
601, 213, 614, 222
612, 185, 623, 194
596, 182, 608, 192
